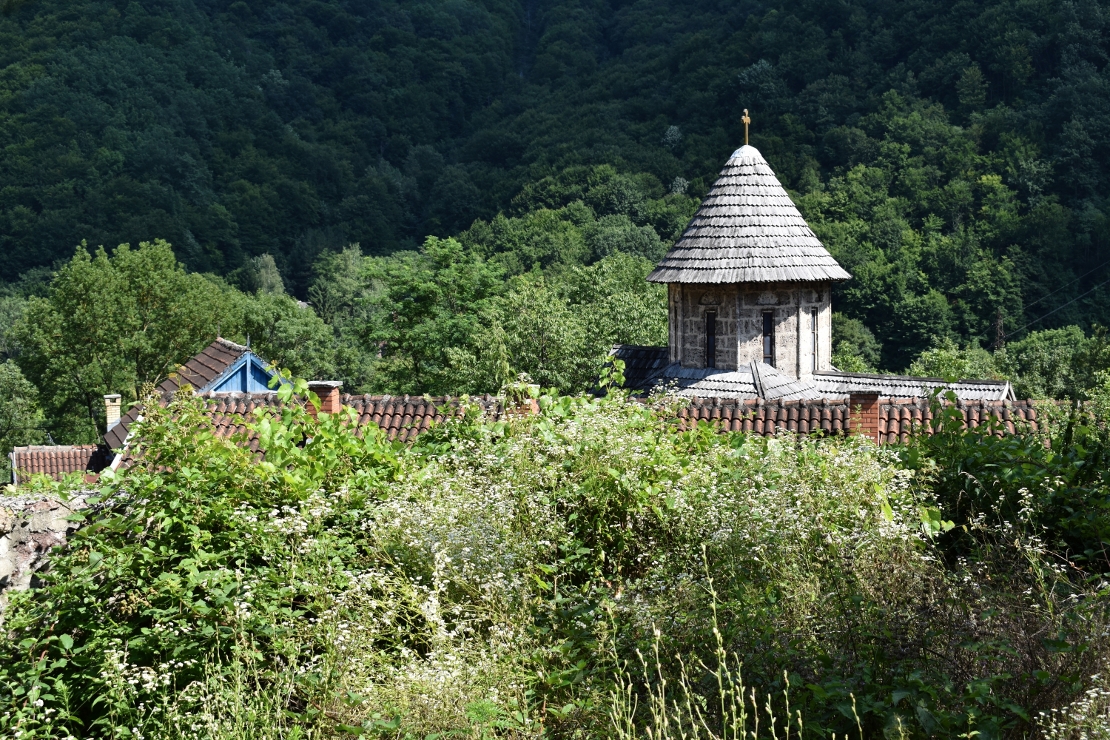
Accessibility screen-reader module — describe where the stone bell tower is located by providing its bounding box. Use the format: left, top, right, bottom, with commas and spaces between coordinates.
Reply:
647, 136, 850, 380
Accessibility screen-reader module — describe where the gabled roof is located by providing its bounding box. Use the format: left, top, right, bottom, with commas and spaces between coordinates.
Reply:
160, 338, 252, 395
647, 145, 851, 284
104, 338, 277, 450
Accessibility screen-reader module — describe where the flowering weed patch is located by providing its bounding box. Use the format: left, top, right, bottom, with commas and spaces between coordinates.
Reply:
1, 382, 1108, 738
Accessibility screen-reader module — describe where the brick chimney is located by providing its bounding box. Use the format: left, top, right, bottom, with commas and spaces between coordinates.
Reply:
848, 392, 881, 443
307, 381, 343, 416
104, 394, 122, 431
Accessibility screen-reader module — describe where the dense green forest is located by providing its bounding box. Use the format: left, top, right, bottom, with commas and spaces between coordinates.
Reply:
2, 0, 1110, 365
2, 0, 1110, 445
9, 2, 1110, 735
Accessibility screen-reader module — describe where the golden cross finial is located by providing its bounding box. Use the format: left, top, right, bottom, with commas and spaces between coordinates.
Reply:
742, 109, 751, 145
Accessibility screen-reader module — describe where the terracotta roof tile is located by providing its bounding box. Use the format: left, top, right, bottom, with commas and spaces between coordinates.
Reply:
673, 397, 1041, 441
104, 339, 251, 450
93, 391, 1049, 482
10, 445, 112, 483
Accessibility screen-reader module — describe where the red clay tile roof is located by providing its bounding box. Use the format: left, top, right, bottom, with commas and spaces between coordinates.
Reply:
196, 393, 1039, 448
194, 392, 502, 445
10, 445, 112, 483
104, 338, 250, 450
97, 391, 1045, 480
676, 397, 1040, 441
7, 390, 1048, 488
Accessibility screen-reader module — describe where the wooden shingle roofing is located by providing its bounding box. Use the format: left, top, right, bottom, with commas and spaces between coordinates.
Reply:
647, 145, 851, 284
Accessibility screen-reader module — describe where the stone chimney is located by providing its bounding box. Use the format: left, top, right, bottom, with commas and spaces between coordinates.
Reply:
307, 381, 343, 416
104, 394, 122, 431
848, 392, 881, 443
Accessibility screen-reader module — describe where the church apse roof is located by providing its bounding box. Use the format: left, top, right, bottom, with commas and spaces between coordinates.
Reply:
647, 145, 851, 284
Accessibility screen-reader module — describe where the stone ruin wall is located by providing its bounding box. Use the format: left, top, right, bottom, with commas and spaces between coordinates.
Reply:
670, 282, 833, 376
0, 492, 90, 619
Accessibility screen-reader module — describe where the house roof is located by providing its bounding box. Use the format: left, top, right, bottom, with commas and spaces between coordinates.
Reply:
160, 337, 251, 395
647, 145, 851, 284
193, 392, 500, 444
610, 345, 1016, 402
103, 338, 276, 450
10, 384, 1044, 486
9, 445, 112, 484
674, 396, 1040, 443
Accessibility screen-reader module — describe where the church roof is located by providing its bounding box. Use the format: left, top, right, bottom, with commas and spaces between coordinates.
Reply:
609, 345, 1016, 403
647, 145, 851, 284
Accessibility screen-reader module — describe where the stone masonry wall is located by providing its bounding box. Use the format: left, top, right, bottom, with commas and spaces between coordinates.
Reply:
0, 492, 90, 619
675, 284, 740, 370
675, 282, 832, 377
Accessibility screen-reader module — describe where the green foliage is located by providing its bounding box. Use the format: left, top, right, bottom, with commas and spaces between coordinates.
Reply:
0, 382, 408, 738
231, 254, 285, 296
831, 313, 881, 372
0, 0, 1107, 370
364, 236, 506, 395
903, 391, 1110, 570
11, 241, 242, 441
9, 240, 340, 442
907, 338, 1004, 381
238, 291, 336, 382
446, 255, 667, 395
999, 326, 1110, 400
3, 381, 1108, 738
0, 360, 44, 479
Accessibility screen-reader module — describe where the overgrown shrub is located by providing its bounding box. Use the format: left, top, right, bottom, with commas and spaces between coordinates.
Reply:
1, 384, 1108, 738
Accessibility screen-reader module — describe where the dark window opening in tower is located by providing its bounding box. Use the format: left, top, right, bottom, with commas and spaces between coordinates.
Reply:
811, 307, 819, 373
762, 311, 774, 366
705, 311, 717, 368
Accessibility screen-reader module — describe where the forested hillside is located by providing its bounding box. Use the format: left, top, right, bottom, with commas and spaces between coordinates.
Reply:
10, 4, 1110, 735
4, 0, 1110, 444
2, 0, 1110, 348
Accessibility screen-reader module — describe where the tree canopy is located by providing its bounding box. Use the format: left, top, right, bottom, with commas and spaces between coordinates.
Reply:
0, 0, 1109, 363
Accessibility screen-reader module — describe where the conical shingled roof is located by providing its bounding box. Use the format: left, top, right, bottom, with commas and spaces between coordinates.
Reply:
647, 145, 851, 284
